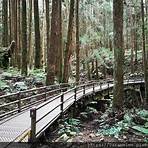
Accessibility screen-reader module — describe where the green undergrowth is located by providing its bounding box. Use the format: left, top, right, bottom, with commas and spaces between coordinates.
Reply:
96, 108, 148, 141
55, 118, 81, 142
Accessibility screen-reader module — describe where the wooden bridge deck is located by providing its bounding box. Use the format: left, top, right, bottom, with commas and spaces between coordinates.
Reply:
0, 79, 144, 145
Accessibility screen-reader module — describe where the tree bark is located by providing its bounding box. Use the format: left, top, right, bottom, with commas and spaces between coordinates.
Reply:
17, 0, 21, 69
34, 0, 41, 68
28, 0, 33, 69
63, 0, 75, 83
21, 0, 27, 75
2, 0, 8, 47
46, 0, 60, 85
113, 0, 124, 110
76, 0, 80, 83
141, 0, 148, 105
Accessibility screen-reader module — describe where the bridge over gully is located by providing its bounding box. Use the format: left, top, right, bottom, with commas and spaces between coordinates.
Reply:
0, 75, 144, 146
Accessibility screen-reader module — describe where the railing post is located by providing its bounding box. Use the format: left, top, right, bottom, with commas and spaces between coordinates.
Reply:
60, 93, 64, 119
100, 82, 102, 91
30, 107, 37, 143
44, 87, 47, 101
92, 82, 95, 95
74, 87, 77, 115
18, 92, 21, 113
83, 85, 85, 95
107, 81, 110, 96
74, 87, 77, 102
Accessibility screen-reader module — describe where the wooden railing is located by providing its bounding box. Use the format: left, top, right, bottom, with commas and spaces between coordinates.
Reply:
0, 75, 144, 142
0, 83, 73, 120
0, 80, 100, 120
29, 77, 145, 142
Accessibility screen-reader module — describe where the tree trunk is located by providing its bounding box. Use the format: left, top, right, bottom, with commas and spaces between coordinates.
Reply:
28, 0, 33, 69
76, 0, 80, 83
113, 0, 124, 110
141, 0, 148, 105
58, 0, 63, 83
45, 0, 50, 72
55, 0, 63, 83
95, 59, 99, 79
2, 0, 8, 47
86, 49, 91, 80
46, 0, 60, 85
63, 0, 75, 83
34, 0, 41, 68
8, 0, 11, 43
130, 13, 134, 74
17, 0, 21, 69
21, 0, 27, 75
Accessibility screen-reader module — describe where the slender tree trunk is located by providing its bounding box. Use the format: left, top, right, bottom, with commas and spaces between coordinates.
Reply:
21, 0, 27, 75
130, 13, 134, 74
141, 0, 148, 105
8, 0, 11, 43
63, 0, 75, 83
41, 0, 46, 67
2, 0, 8, 47
55, 0, 63, 83
95, 59, 99, 79
14, 0, 17, 67
113, 0, 124, 110
17, 0, 21, 69
45, 0, 50, 72
86, 49, 91, 80
34, 0, 41, 68
126, 8, 129, 50
28, 0, 33, 69
58, 0, 63, 83
76, 0, 80, 83
134, 10, 138, 71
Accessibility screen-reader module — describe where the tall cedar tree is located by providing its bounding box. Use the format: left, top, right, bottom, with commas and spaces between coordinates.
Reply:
28, 0, 33, 69
59, 0, 63, 83
55, 0, 62, 83
34, 0, 41, 68
63, 0, 75, 83
21, 0, 27, 75
17, 0, 21, 69
76, 0, 80, 83
141, 0, 148, 104
56, 0, 63, 83
46, 0, 60, 85
113, 0, 124, 110
2, 0, 8, 47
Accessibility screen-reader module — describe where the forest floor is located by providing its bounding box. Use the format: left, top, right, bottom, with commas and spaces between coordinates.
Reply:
47, 99, 148, 143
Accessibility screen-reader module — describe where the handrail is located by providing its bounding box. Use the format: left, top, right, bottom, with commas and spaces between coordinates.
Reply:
29, 76, 145, 142
0, 75, 145, 140
0, 82, 73, 119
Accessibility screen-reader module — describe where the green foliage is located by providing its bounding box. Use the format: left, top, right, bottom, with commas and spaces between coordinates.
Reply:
87, 47, 113, 68
132, 126, 148, 134
136, 109, 148, 118
5, 67, 20, 75
86, 106, 98, 114
29, 69, 46, 82
57, 118, 81, 141
123, 113, 133, 124
97, 126, 122, 137
0, 80, 9, 90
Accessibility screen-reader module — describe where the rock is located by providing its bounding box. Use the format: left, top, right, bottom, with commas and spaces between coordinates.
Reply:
78, 132, 83, 136
89, 133, 95, 138
13, 82, 27, 91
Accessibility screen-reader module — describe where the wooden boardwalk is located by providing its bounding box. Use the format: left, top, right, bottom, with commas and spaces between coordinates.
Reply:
0, 78, 144, 145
